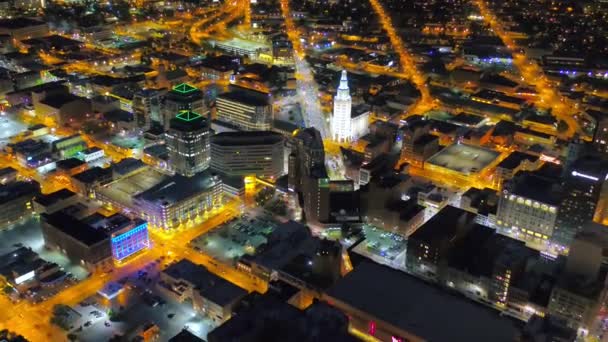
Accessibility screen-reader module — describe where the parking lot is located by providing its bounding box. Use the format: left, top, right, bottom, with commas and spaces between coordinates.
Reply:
191, 214, 278, 264
352, 225, 407, 269
69, 263, 214, 341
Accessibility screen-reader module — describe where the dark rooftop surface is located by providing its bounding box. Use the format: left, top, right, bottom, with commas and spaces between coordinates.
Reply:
498, 151, 539, 169
40, 93, 85, 109
509, 173, 562, 205
0, 181, 40, 205
218, 89, 270, 107
163, 259, 247, 306
41, 211, 107, 246
208, 292, 356, 342
0, 17, 45, 29
169, 329, 205, 342
326, 261, 520, 342
408, 206, 477, 244
56, 157, 86, 170
34, 188, 76, 207
72, 166, 112, 184
135, 171, 218, 206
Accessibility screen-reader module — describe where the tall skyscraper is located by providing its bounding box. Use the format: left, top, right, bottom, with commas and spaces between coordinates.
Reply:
553, 157, 608, 249
288, 127, 325, 192
163, 83, 206, 130
165, 110, 211, 177
331, 70, 352, 142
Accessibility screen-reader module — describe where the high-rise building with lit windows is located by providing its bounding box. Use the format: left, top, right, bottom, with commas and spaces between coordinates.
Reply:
553, 157, 608, 248
163, 83, 206, 130
331, 70, 352, 142
211, 131, 285, 179
165, 110, 211, 177
496, 172, 561, 245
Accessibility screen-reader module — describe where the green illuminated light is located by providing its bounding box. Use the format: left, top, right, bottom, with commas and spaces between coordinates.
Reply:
176, 110, 202, 122
172, 83, 199, 94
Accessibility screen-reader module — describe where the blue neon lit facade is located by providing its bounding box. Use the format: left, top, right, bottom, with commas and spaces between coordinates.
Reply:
111, 221, 150, 261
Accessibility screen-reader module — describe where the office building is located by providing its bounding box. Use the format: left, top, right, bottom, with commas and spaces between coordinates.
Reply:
211, 131, 285, 179
331, 70, 353, 142
158, 259, 247, 324
288, 127, 325, 192
133, 171, 222, 231
163, 83, 206, 130
165, 110, 211, 177
496, 172, 561, 245
554, 157, 608, 249
216, 87, 273, 131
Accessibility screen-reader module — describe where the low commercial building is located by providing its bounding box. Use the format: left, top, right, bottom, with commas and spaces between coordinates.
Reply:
41, 211, 149, 271
33, 189, 79, 214
158, 259, 247, 324
71, 166, 113, 196
324, 261, 520, 342
211, 131, 285, 179
238, 221, 343, 290
0, 247, 61, 294
51, 135, 87, 159
208, 293, 355, 342
133, 171, 223, 231
0, 17, 48, 40
41, 211, 113, 271
0, 167, 17, 185
0, 180, 40, 227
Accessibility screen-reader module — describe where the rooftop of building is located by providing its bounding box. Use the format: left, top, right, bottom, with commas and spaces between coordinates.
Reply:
72, 166, 112, 184
103, 109, 133, 123
473, 89, 526, 105
426, 143, 500, 175
447, 112, 486, 127
508, 172, 562, 206
240, 221, 318, 272
218, 89, 271, 107
169, 329, 205, 342
33, 189, 76, 207
135, 171, 219, 207
168, 111, 209, 132
408, 206, 477, 244
211, 131, 283, 147
112, 158, 146, 176
41, 211, 108, 246
0, 17, 45, 29
163, 259, 247, 306
325, 261, 520, 342
208, 292, 356, 342
351, 103, 371, 119
0, 166, 17, 177
40, 93, 85, 109
447, 224, 537, 278
497, 151, 539, 169
0, 181, 40, 205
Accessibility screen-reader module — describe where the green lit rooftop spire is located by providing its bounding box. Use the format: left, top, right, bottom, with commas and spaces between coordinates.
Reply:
172, 83, 199, 94
175, 110, 203, 122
